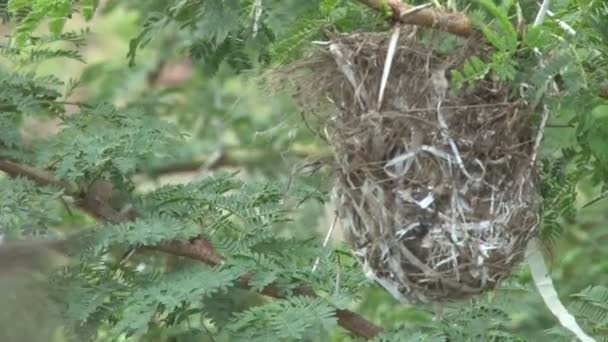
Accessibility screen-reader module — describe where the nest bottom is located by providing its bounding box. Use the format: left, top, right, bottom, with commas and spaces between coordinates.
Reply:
335, 174, 541, 303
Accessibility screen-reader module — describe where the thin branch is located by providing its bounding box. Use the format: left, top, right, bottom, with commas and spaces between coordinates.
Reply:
0, 159, 72, 191
355, 0, 472, 36
582, 190, 608, 209
529, 105, 550, 169
311, 213, 338, 273
546, 124, 574, 128
152, 239, 224, 266
534, 0, 551, 27
0, 158, 384, 340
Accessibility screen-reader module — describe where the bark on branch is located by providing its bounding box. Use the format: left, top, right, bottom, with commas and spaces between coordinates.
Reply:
356, 0, 472, 36
0, 158, 384, 340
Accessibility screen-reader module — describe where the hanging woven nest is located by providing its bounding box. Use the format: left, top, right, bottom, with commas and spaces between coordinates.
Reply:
273, 28, 543, 303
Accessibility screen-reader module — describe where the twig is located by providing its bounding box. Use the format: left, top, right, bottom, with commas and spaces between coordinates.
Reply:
582, 190, 608, 209
546, 124, 574, 128
311, 213, 338, 273
529, 105, 550, 169
0, 159, 72, 191
534, 0, 551, 27
355, 0, 472, 36
526, 0, 553, 169
0, 158, 384, 340
399, 3, 435, 19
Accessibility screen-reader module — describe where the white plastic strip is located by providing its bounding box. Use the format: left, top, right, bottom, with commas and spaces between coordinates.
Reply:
526, 238, 596, 342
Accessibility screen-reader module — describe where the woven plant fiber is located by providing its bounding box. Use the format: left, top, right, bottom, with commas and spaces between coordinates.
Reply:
276, 29, 543, 303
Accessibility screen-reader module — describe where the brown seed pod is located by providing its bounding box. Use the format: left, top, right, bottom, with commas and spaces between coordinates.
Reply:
273, 29, 543, 303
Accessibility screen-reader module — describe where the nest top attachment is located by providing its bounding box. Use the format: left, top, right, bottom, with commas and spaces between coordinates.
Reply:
279, 29, 543, 303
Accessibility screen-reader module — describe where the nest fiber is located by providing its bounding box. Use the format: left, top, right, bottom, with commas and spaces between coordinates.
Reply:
281, 30, 542, 303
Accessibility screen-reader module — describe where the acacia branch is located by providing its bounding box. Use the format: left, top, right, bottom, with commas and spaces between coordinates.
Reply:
161, 243, 383, 339
356, 0, 472, 36
0, 159, 72, 191
0, 158, 384, 340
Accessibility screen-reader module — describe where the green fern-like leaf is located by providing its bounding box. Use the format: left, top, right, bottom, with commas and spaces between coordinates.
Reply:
8, 0, 73, 46
81, 0, 99, 20
475, 0, 518, 51
270, 14, 325, 65
0, 178, 63, 239
571, 286, 608, 326
34, 104, 182, 184
225, 296, 337, 342
111, 265, 243, 337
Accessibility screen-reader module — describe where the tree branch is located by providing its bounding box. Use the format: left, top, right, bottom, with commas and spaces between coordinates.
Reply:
0, 159, 72, 191
356, 0, 472, 36
0, 158, 384, 340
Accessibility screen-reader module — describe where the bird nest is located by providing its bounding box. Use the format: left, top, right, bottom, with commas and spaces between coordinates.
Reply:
273, 29, 543, 303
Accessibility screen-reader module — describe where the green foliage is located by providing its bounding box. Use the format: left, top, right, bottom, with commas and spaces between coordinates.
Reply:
582, 105, 608, 172
48, 170, 337, 339
7, 0, 97, 46
452, 0, 521, 89
35, 104, 182, 185
475, 0, 518, 51
570, 285, 608, 335
0, 69, 62, 115
450, 55, 491, 89
81, 0, 99, 20
111, 265, 245, 338
539, 156, 578, 243
226, 296, 337, 341
0, 178, 63, 239
369, 291, 531, 341
127, 0, 380, 72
